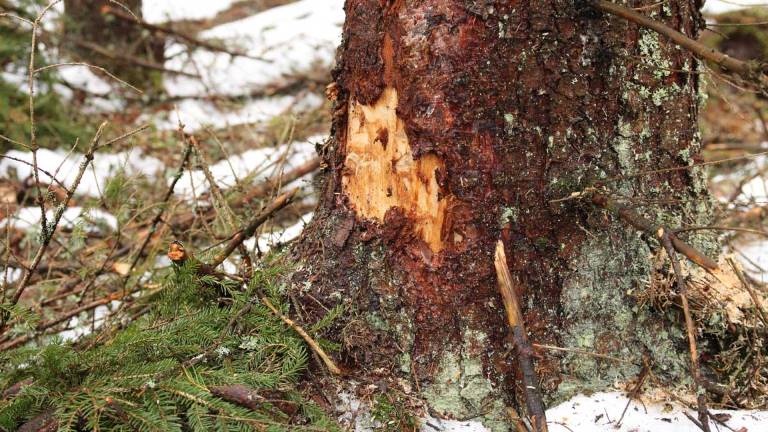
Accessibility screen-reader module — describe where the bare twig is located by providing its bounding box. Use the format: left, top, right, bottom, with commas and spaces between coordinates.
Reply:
591, 192, 718, 270
123, 140, 193, 283
102, 6, 268, 62
728, 258, 768, 327
71, 39, 199, 78
495, 241, 548, 432
660, 229, 711, 432
0, 286, 140, 351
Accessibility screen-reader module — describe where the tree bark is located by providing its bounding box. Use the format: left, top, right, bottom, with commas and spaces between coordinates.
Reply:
294, 0, 716, 427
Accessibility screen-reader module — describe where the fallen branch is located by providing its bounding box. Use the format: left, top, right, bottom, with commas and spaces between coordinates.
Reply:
495, 241, 548, 432
123, 139, 193, 284
592, 0, 767, 90
0, 287, 140, 351
169, 157, 320, 233
591, 192, 718, 270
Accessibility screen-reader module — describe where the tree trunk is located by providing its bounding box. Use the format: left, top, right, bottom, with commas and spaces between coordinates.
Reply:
294, 0, 716, 427
63, 0, 164, 89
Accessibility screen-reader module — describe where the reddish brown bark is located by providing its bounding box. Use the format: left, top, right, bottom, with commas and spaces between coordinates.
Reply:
294, 0, 712, 416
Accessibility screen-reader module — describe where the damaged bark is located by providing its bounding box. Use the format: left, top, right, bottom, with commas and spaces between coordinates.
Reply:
294, 0, 715, 427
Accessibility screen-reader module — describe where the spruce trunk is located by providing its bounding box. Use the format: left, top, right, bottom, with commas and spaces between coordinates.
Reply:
294, 0, 716, 426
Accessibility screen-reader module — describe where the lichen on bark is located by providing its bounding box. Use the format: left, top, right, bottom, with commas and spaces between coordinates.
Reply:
292, 0, 718, 425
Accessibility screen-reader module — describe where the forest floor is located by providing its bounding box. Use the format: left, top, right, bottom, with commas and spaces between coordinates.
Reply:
1, 0, 767, 431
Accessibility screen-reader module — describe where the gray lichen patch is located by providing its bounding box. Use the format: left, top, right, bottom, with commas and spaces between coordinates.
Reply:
423, 328, 509, 431
557, 232, 690, 402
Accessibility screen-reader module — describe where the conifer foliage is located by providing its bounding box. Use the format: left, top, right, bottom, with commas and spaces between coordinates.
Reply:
0, 257, 340, 431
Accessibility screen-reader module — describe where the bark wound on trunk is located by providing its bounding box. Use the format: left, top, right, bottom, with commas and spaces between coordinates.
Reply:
343, 88, 449, 253
295, 0, 714, 425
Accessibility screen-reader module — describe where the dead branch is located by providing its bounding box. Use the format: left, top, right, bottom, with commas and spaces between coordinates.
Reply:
165, 0, 296, 33
591, 192, 718, 270
660, 229, 711, 432
592, 1, 768, 90
0, 286, 140, 351
728, 257, 768, 327
123, 140, 193, 284
495, 241, 548, 432
17, 410, 57, 432
208, 384, 266, 410
169, 157, 320, 233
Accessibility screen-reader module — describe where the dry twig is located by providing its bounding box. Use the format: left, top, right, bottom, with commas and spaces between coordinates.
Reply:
592, 0, 767, 90
660, 229, 711, 432
495, 241, 548, 432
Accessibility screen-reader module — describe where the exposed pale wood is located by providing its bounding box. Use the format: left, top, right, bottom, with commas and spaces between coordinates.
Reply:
343, 88, 449, 252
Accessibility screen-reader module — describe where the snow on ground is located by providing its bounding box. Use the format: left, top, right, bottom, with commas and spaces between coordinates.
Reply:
337, 390, 768, 432
0, 148, 163, 198
152, 0, 343, 129
704, 0, 768, 14
246, 211, 313, 253
163, 0, 344, 98
143, 0, 236, 24
547, 392, 768, 432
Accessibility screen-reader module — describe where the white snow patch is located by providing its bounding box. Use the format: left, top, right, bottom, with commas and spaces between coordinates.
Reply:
704, 0, 768, 14
152, 93, 321, 131
245, 212, 313, 253
421, 416, 489, 432
547, 391, 768, 432
163, 0, 343, 97
2, 267, 23, 285
731, 238, 768, 282
1, 148, 164, 198
336, 390, 768, 432
59, 301, 121, 341
143, 0, 236, 24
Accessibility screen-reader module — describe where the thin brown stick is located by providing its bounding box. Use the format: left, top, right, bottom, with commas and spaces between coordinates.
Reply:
591, 192, 718, 270
208, 188, 297, 268
660, 229, 711, 432
532, 343, 632, 364
592, 1, 767, 88
728, 258, 768, 327
260, 296, 341, 375
495, 241, 548, 432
